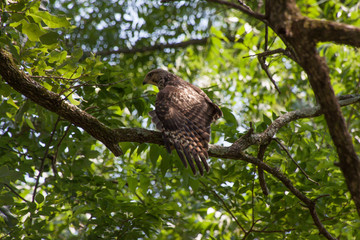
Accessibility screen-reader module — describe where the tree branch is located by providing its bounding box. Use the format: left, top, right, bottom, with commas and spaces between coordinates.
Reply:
95, 38, 208, 56
264, 0, 360, 216
273, 138, 319, 185
204, 0, 266, 22
0, 49, 122, 156
230, 94, 360, 152
0, 49, 350, 239
1, 47, 359, 158
302, 18, 360, 47
32, 116, 60, 203
257, 144, 269, 196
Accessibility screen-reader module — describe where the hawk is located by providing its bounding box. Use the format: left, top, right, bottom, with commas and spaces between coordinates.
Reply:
143, 69, 222, 175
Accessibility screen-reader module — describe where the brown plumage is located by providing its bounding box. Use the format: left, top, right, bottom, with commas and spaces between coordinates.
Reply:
143, 69, 222, 175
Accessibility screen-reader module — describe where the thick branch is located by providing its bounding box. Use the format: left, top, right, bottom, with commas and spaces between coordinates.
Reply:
0, 49, 122, 156
265, 0, 360, 217
302, 18, 360, 47
1, 48, 359, 158
1, 49, 353, 240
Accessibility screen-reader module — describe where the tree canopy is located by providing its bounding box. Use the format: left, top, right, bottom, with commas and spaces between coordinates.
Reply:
0, 0, 360, 239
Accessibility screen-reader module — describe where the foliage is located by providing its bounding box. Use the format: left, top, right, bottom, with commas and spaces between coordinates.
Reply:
0, 0, 359, 239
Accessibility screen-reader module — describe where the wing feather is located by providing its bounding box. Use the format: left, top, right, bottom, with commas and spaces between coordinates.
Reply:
153, 82, 220, 175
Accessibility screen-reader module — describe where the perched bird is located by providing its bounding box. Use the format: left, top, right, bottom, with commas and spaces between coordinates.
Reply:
143, 69, 222, 175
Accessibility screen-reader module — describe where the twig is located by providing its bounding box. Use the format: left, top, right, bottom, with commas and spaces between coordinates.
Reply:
58, 67, 80, 96
252, 229, 295, 233
32, 116, 61, 202
314, 194, 330, 202
5, 184, 29, 203
134, 192, 145, 205
237, 0, 252, 12
243, 48, 294, 60
70, 79, 129, 88
30, 75, 82, 81
242, 178, 256, 239
264, 24, 269, 51
52, 123, 72, 175
200, 181, 246, 234
95, 38, 209, 56
205, 0, 266, 22
258, 55, 281, 94
84, 93, 156, 114
346, 78, 360, 128
257, 144, 270, 195
273, 138, 319, 185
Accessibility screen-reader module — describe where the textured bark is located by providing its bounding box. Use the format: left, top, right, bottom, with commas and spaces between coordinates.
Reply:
2, 48, 359, 240
265, 0, 360, 216
1, 47, 358, 161
0, 49, 122, 156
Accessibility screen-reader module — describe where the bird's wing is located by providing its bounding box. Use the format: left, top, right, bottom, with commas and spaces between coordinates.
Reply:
154, 84, 216, 175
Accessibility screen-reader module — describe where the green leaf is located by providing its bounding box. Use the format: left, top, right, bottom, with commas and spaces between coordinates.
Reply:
127, 176, 137, 193
25, 117, 35, 130
160, 157, 170, 177
22, 22, 45, 42
139, 175, 150, 192
7, 97, 19, 109
221, 107, 237, 126
210, 26, 229, 43
263, 114, 272, 126
35, 193, 44, 204
149, 146, 160, 167
39, 31, 59, 45
0, 166, 10, 178
28, 12, 71, 28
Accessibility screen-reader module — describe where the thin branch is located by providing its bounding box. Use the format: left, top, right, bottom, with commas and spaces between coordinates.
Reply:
31, 75, 128, 88
252, 229, 295, 233
200, 181, 246, 234
230, 94, 360, 153
32, 116, 61, 202
257, 144, 270, 195
258, 55, 281, 94
4, 184, 29, 203
241, 177, 257, 239
69, 79, 129, 89
95, 38, 209, 56
52, 123, 72, 175
243, 48, 292, 59
314, 194, 330, 202
30, 75, 82, 81
264, 24, 269, 51
205, 0, 266, 22
209, 148, 335, 239
273, 138, 319, 185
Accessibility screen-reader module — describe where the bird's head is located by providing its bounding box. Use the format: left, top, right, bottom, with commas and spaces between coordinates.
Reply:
143, 69, 172, 90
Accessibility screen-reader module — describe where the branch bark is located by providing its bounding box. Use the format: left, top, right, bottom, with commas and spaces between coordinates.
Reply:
1, 48, 359, 159
207, 0, 360, 218
1, 49, 356, 240
0, 49, 122, 156
264, 0, 360, 216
